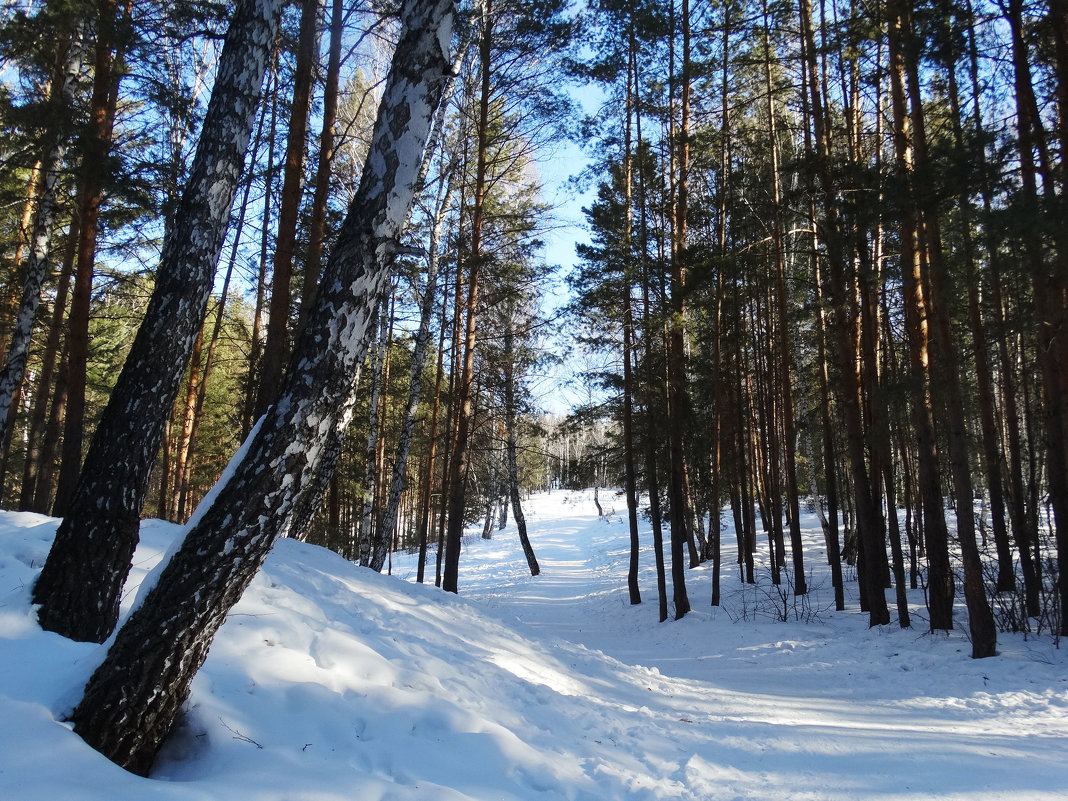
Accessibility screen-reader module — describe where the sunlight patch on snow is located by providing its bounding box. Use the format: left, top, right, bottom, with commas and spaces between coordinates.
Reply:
486, 649, 586, 698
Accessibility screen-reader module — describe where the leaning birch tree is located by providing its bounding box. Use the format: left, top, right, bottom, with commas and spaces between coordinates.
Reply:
67, 0, 458, 773
32, 0, 287, 643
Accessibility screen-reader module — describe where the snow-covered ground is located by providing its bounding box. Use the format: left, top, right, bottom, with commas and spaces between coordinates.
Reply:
1, 490, 1065, 800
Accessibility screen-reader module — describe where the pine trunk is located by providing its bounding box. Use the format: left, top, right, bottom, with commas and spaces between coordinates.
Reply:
799, 0, 888, 625
1008, 0, 1068, 636
886, 6, 954, 632
622, 27, 641, 604
665, 0, 692, 619
256, 0, 319, 414
298, 0, 344, 329
52, 0, 126, 516
443, 1, 493, 593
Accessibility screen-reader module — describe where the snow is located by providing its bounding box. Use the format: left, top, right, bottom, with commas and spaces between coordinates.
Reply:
1, 491, 1066, 800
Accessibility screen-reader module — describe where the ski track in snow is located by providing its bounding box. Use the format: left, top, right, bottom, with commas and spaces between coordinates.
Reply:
1, 490, 1066, 800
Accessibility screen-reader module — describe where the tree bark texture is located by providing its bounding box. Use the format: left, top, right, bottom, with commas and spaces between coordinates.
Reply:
20, 220, 79, 511
799, 0, 888, 625
504, 316, 539, 576
68, 0, 456, 773
377, 172, 455, 565
52, 0, 127, 517
34, 0, 288, 643
256, 0, 320, 415
443, 0, 493, 593
0, 23, 85, 443
298, 0, 344, 330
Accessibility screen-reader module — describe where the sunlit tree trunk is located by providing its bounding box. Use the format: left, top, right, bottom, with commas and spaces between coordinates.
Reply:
963, 0, 1038, 613
68, 0, 456, 770
503, 313, 539, 575
53, 0, 128, 516
1007, 0, 1068, 635
359, 296, 389, 566
298, 0, 344, 330
34, 0, 287, 643
20, 219, 79, 512
416, 262, 450, 583
663, 0, 692, 618
378, 173, 455, 564
0, 24, 85, 444
799, 0, 888, 625
256, 0, 320, 415
622, 20, 641, 605
443, 0, 494, 593
941, 5, 1014, 593
885, 0, 952, 632
242, 48, 281, 437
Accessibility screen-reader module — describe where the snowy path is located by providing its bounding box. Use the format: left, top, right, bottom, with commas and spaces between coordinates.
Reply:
2, 492, 1067, 800
397, 489, 1068, 801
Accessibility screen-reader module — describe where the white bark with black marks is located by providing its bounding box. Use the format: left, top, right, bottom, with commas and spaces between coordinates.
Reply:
68, 0, 457, 773
33, 0, 287, 643
375, 170, 456, 570
0, 24, 86, 440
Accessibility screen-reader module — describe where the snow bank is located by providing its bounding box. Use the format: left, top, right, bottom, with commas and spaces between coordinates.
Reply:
1, 492, 1066, 800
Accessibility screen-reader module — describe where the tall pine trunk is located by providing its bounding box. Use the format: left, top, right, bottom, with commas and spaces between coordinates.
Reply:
664, 0, 692, 619
298, 0, 344, 330
52, 0, 127, 516
886, 0, 954, 632
622, 21, 641, 605
443, 1, 494, 593
799, 0, 888, 625
256, 0, 320, 415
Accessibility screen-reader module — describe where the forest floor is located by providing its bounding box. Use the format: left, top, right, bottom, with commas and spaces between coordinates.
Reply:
1, 489, 1066, 799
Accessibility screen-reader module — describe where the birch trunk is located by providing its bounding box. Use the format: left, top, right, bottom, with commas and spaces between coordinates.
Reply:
20, 218, 79, 511
68, 0, 456, 771
377, 173, 455, 564
34, 0, 287, 643
359, 300, 388, 566
0, 24, 85, 441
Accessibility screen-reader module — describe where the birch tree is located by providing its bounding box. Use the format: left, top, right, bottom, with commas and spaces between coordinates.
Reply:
67, 0, 457, 772
33, 0, 288, 643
